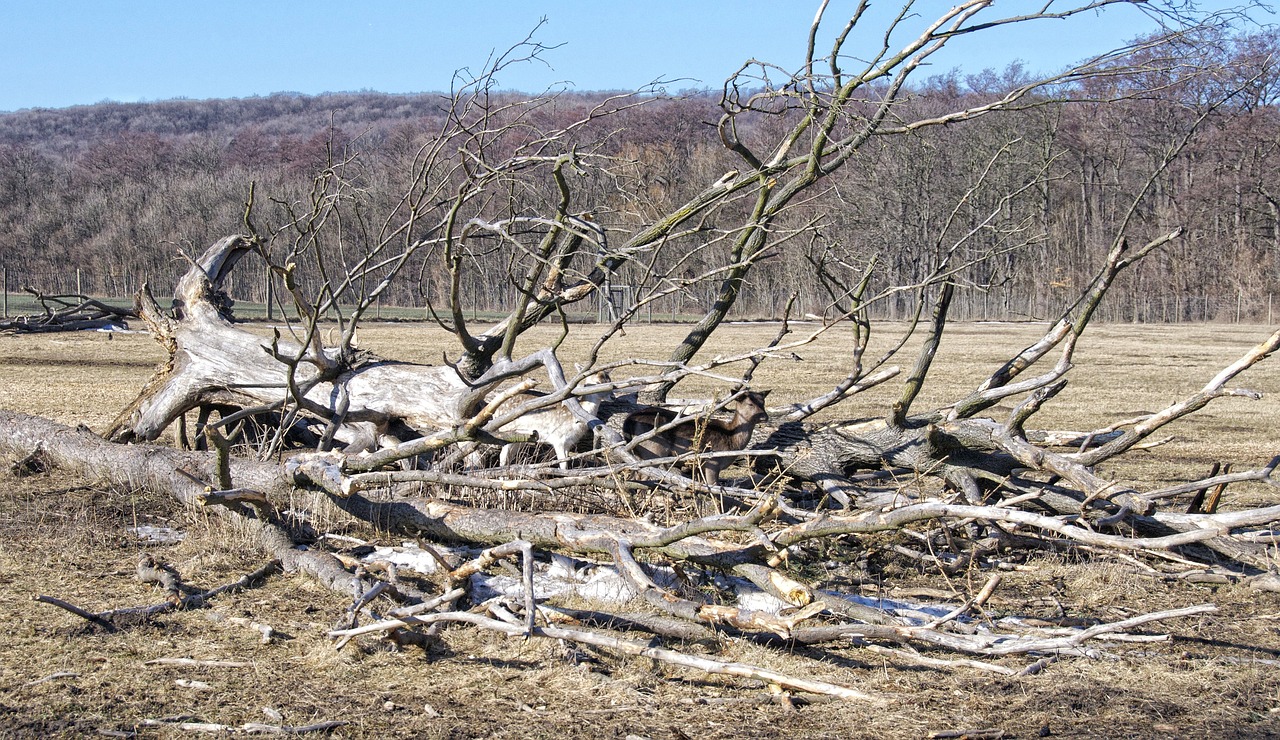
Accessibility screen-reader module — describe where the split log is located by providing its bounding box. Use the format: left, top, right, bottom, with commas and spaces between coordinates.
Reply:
106, 237, 470, 441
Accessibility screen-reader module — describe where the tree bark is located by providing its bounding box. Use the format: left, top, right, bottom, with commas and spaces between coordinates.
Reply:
104, 236, 552, 445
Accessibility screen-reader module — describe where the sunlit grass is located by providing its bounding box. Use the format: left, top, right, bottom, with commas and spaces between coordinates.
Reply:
3, 319, 1277, 494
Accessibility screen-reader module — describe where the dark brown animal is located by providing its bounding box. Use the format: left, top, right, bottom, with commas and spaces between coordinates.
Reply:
623, 390, 770, 485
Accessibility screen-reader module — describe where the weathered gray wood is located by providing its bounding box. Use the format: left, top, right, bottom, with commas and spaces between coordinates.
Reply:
106, 236, 505, 443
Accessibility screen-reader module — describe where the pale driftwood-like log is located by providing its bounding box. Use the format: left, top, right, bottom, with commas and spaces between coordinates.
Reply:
789, 604, 1216, 657
104, 236, 600, 454
332, 603, 879, 701
106, 237, 476, 443
139, 718, 348, 734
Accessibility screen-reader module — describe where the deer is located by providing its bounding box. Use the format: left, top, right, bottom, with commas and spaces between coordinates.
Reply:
622, 389, 770, 486
488, 371, 613, 470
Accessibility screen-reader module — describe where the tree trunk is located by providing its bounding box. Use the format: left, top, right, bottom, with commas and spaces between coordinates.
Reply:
106, 236, 490, 443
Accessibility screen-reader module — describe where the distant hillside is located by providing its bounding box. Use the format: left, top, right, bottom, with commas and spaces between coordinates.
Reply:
1, 65, 1278, 324
0, 92, 465, 153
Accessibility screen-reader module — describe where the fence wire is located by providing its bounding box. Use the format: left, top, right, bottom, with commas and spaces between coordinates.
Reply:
2, 266, 1275, 325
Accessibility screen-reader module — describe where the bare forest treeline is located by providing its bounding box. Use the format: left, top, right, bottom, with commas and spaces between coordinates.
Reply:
3, 29, 1280, 323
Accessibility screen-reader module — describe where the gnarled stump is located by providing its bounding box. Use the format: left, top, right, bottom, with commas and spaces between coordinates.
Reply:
106, 236, 482, 443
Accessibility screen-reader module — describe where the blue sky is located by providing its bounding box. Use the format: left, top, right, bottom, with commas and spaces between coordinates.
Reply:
0, 1, 1269, 113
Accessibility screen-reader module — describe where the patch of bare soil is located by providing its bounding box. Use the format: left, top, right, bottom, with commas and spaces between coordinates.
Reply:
1, 464, 1277, 739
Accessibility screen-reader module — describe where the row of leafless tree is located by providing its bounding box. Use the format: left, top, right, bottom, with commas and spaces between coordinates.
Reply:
3, 25, 1280, 322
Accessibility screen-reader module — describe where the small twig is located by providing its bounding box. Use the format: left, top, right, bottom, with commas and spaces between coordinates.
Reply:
859, 644, 1016, 676
1017, 655, 1060, 676
1204, 463, 1231, 515
343, 580, 389, 630
36, 559, 281, 631
332, 588, 466, 649
386, 588, 468, 619
520, 541, 536, 637
447, 541, 529, 583
227, 617, 276, 644
197, 487, 277, 520
142, 658, 252, 668
24, 671, 81, 686
924, 573, 1001, 629
241, 720, 350, 734
929, 729, 1005, 740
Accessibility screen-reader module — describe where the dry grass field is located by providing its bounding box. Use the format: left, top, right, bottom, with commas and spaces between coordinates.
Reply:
1, 320, 1278, 738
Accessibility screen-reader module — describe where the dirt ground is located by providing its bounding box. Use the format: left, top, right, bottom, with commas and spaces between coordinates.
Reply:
1, 321, 1278, 738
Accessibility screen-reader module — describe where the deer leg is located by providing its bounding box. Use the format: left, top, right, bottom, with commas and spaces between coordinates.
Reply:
699, 458, 722, 487
553, 441, 571, 471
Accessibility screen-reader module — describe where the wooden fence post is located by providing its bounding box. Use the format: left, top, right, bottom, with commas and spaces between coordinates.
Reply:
265, 267, 274, 321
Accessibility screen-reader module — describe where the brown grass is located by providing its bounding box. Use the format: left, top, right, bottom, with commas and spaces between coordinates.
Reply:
1, 321, 1278, 738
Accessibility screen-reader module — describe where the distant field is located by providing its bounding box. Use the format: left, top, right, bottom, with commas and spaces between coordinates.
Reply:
1, 320, 1278, 738
3, 319, 1277, 490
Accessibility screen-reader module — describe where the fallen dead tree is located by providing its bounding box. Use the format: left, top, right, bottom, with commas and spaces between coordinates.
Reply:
0, 289, 137, 334
4, 0, 1279, 702
0, 409, 1252, 699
